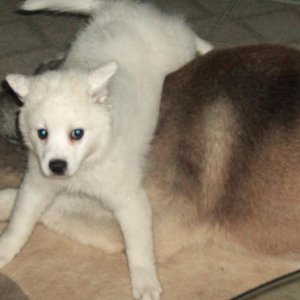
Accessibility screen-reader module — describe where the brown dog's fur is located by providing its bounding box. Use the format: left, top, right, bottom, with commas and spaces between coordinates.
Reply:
146, 44, 300, 259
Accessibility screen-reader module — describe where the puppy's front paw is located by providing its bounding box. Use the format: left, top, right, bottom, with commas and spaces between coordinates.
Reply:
131, 267, 162, 300
0, 236, 19, 268
0, 251, 14, 268
0, 254, 12, 268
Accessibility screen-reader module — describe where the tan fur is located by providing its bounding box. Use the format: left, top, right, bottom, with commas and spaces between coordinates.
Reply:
146, 98, 238, 259
199, 98, 236, 213
228, 126, 300, 256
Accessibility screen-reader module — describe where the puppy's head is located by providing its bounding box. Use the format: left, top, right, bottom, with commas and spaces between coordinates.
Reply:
6, 62, 117, 177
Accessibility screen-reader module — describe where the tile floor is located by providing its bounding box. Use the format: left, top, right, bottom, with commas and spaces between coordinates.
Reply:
0, 0, 300, 90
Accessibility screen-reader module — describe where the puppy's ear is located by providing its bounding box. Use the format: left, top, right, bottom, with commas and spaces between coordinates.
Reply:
88, 61, 118, 103
6, 74, 30, 102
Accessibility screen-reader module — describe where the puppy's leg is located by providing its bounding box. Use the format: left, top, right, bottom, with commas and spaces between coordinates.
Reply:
41, 193, 124, 253
111, 188, 161, 300
0, 175, 57, 267
0, 188, 17, 221
0, 188, 124, 253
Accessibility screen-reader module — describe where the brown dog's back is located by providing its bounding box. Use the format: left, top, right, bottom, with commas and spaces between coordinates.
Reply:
148, 45, 300, 257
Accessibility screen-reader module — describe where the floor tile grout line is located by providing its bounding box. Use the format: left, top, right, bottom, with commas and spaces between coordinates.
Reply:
288, 37, 300, 44
191, 2, 216, 18
0, 46, 62, 61
232, 19, 267, 42
232, 8, 300, 21
272, 0, 300, 4
206, 0, 239, 40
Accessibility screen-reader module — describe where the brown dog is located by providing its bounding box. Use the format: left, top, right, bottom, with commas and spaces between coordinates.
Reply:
148, 44, 300, 259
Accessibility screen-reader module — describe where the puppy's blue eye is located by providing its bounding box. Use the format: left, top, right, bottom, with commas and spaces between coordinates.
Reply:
37, 128, 48, 140
71, 128, 84, 140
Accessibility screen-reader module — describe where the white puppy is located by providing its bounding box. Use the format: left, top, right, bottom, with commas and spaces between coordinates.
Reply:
0, 0, 212, 299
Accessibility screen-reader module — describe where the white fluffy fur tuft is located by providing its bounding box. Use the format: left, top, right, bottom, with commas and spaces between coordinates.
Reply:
21, 0, 100, 14
195, 37, 213, 54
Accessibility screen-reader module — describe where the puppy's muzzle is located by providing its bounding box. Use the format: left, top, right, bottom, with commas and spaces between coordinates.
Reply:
49, 159, 67, 176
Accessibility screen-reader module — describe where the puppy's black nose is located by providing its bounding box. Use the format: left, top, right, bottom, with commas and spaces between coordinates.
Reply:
49, 159, 67, 175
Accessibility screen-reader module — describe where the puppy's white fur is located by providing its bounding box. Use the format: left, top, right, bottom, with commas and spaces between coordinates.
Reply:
0, 1, 212, 299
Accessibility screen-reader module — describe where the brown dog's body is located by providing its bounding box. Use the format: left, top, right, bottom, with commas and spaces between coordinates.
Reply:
147, 44, 300, 258
1, 45, 300, 263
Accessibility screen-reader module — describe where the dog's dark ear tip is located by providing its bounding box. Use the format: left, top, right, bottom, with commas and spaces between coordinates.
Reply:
0, 81, 23, 106
1, 80, 15, 94
1, 80, 9, 90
